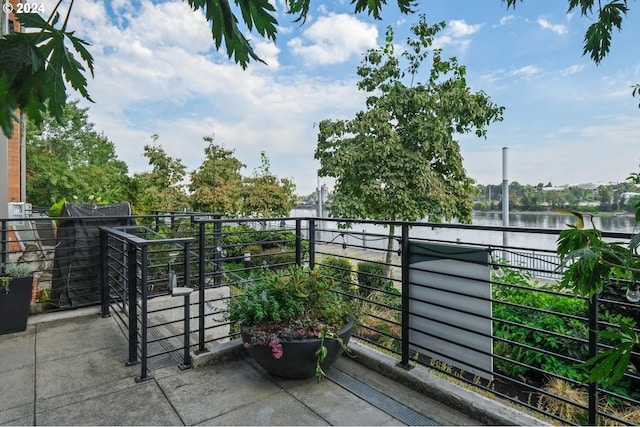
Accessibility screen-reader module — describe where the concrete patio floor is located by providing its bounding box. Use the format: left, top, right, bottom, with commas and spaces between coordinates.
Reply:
0, 308, 545, 426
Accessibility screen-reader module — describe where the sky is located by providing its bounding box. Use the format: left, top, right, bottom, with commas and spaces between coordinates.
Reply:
50, 0, 640, 195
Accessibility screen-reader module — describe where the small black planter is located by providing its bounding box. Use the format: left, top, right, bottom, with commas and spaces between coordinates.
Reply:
242, 318, 354, 378
0, 276, 32, 335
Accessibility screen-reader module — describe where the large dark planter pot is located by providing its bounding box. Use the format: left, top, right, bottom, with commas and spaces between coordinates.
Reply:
0, 276, 32, 335
241, 318, 354, 378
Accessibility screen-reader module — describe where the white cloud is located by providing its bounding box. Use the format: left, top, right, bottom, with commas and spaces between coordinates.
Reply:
448, 20, 482, 37
560, 64, 585, 76
537, 17, 567, 35
254, 40, 281, 69
287, 13, 378, 65
499, 15, 515, 26
509, 65, 543, 79
433, 19, 481, 53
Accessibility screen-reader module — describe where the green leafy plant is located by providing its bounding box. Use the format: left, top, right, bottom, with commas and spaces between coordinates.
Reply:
0, 262, 32, 293
556, 208, 640, 387
357, 261, 388, 294
318, 256, 354, 294
227, 265, 354, 378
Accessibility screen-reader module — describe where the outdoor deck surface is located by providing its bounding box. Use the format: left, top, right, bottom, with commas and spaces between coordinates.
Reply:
0, 308, 485, 426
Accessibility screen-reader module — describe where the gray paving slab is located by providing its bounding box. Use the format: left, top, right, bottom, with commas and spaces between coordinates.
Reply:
0, 400, 33, 426
35, 314, 126, 361
0, 365, 35, 413
35, 378, 182, 426
0, 329, 35, 424
154, 358, 285, 426
0, 327, 35, 372
195, 390, 331, 426
36, 344, 137, 401
287, 379, 401, 425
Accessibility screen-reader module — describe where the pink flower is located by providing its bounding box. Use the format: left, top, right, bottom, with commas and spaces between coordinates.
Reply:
268, 338, 284, 359
298, 329, 306, 336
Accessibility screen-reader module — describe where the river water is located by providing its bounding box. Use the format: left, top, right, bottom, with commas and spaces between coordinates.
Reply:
290, 209, 638, 252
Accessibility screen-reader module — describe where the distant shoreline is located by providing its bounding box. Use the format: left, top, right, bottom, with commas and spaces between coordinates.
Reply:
295, 206, 635, 218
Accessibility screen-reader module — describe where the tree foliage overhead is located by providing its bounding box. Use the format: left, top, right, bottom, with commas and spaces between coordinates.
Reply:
0, 0, 636, 138
26, 101, 128, 206
315, 17, 504, 225
0, 6, 94, 137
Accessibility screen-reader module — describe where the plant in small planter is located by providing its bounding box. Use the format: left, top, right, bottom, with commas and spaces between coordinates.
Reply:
228, 265, 356, 379
0, 262, 33, 335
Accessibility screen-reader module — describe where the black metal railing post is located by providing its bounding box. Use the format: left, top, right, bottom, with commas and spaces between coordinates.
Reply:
126, 241, 139, 366
214, 220, 222, 287
295, 219, 301, 266
308, 218, 315, 269
99, 228, 110, 318
198, 221, 207, 353
588, 293, 599, 425
398, 223, 412, 369
178, 241, 193, 370
136, 244, 152, 382
1, 219, 6, 267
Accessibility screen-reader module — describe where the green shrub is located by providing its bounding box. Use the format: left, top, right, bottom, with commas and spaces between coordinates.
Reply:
357, 261, 387, 294
492, 265, 639, 402
318, 256, 354, 294
249, 247, 296, 270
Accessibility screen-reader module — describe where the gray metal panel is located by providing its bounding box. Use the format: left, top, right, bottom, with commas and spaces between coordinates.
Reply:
408, 242, 493, 381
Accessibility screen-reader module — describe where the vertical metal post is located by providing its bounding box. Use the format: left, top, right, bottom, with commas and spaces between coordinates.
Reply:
179, 292, 192, 370
125, 241, 139, 366
184, 241, 191, 288
308, 218, 315, 270
398, 223, 412, 369
136, 245, 152, 382
588, 293, 599, 425
1, 219, 6, 267
198, 222, 207, 353
100, 228, 111, 318
180, 241, 193, 369
214, 220, 222, 288
295, 219, 301, 266
502, 147, 509, 256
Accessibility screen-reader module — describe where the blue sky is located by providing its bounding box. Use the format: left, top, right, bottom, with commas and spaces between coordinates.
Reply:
60, 0, 640, 195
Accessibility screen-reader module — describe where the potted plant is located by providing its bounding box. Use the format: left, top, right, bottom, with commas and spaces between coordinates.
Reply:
0, 262, 33, 335
228, 265, 355, 379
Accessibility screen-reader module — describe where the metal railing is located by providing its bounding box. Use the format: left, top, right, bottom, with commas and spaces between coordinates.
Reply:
4, 212, 639, 425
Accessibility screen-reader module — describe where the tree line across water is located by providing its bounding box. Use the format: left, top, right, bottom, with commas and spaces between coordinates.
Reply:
473, 182, 640, 213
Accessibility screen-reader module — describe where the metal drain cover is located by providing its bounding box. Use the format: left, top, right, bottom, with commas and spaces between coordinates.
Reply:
326, 367, 439, 426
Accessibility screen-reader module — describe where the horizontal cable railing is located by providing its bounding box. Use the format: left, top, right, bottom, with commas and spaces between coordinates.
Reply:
4, 212, 639, 425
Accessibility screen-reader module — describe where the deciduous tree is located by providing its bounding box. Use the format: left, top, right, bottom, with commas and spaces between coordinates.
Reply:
189, 136, 245, 215
315, 17, 504, 273
240, 152, 296, 218
131, 134, 189, 213
26, 101, 129, 207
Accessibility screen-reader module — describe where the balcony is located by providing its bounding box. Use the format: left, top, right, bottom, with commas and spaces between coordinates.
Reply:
1, 213, 638, 425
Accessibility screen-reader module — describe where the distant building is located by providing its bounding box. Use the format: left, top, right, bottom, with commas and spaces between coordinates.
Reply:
0, 0, 27, 218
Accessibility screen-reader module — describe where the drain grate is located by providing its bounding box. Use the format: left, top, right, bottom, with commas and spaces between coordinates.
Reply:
326, 368, 439, 426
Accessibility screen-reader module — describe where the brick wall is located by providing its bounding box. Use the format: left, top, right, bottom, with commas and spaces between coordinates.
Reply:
6, 0, 23, 203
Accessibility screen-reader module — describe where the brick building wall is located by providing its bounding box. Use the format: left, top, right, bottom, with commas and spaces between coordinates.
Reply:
6, 0, 24, 204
